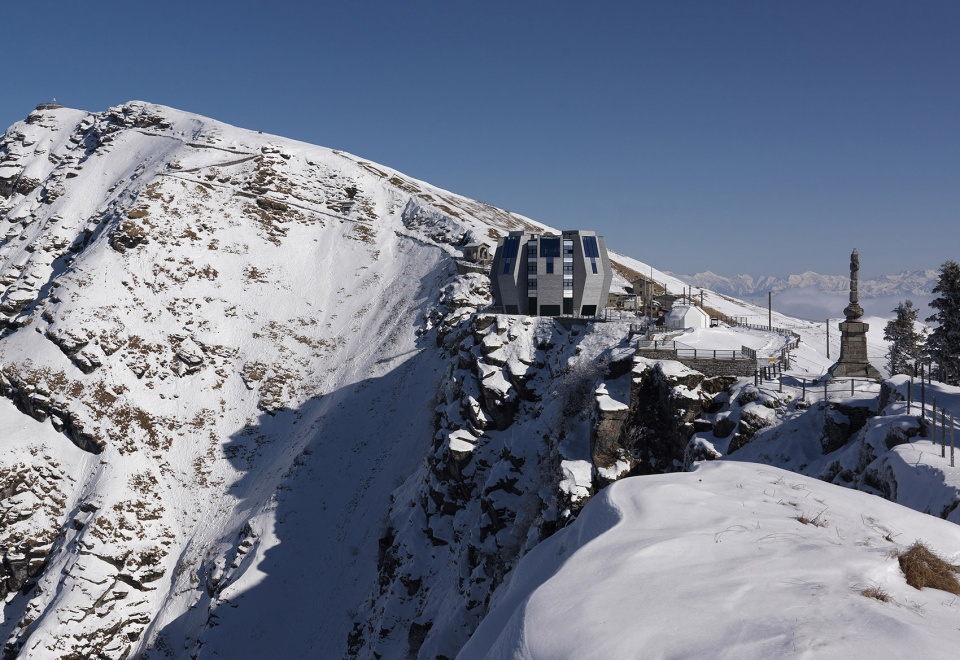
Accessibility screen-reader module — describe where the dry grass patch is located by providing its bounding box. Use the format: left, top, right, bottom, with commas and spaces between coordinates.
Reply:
795, 511, 828, 528
898, 542, 960, 594
859, 584, 891, 602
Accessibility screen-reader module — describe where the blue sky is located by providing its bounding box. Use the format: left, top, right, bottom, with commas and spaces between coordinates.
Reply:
2, 1, 957, 278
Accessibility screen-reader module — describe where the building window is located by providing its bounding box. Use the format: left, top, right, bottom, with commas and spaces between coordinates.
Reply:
546, 260, 554, 274
540, 238, 561, 258
582, 236, 600, 258
582, 237, 600, 274
563, 263, 573, 275
528, 261, 537, 274
502, 236, 521, 274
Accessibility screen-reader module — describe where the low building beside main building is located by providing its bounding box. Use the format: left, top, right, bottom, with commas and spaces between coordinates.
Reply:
666, 303, 709, 329
462, 242, 491, 263
490, 230, 613, 316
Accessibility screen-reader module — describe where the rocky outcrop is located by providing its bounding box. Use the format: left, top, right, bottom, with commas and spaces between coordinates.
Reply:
109, 218, 150, 252
45, 326, 103, 374
591, 383, 632, 478
821, 403, 874, 453
0, 461, 71, 601
617, 361, 724, 473
0, 167, 19, 198
0, 368, 105, 454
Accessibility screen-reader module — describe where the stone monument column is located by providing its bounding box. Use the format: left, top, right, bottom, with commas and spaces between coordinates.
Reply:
828, 249, 882, 380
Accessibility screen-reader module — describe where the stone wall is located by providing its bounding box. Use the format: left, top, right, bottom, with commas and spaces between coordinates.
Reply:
454, 259, 490, 276
635, 350, 757, 378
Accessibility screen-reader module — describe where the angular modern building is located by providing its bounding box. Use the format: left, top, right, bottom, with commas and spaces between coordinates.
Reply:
490, 230, 613, 316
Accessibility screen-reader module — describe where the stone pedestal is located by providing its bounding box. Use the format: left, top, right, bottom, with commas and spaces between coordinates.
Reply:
828, 321, 883, 379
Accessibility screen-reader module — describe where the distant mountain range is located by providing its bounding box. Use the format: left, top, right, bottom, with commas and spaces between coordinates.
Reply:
671, 269, 939, 299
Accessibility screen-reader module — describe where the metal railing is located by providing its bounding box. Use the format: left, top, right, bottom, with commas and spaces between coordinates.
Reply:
753, 371, 883, 400
637, 340, 678, 350
637, 340, 749, 361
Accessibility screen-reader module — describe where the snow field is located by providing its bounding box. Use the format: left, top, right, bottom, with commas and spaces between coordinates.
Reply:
462, 461, 960, 659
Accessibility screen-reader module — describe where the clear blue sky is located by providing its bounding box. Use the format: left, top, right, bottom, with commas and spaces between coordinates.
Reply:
3, 1, 957, 278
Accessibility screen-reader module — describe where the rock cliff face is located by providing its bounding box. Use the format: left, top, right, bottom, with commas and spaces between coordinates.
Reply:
351, 310, 643, 658
608, 359, 736, 474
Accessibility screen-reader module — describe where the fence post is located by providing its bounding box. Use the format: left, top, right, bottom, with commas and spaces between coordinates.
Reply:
950, 413, 954, 467
943, 409, 947, 458
755, 370, 759, 387
824, 380, 828, 403
932, 397, 936, 440
802, 378, 806, 402
779, 370, 783, 393
851, 378, 854, 396
907, 378, 912, 413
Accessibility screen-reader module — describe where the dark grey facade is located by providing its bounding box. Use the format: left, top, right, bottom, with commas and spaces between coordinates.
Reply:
490, 230, 613, 316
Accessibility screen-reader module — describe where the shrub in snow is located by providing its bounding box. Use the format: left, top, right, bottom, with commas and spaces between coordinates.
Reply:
898, 542, 960, 595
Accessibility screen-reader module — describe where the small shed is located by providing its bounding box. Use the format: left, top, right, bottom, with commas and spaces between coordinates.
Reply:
463, 243, 491, 263
666, 304, 710, 329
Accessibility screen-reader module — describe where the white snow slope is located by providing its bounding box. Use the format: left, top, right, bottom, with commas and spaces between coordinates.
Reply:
462, 461, 960, 659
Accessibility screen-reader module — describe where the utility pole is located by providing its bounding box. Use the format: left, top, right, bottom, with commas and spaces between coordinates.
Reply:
826, 319, 830, 359
768, 291, 772, 331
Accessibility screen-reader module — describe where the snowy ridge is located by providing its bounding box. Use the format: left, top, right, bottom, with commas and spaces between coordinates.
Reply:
462, 461, 960, 659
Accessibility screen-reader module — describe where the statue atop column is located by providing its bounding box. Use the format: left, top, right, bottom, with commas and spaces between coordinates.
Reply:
843, 249, 864, 321
829, 248, 881, 380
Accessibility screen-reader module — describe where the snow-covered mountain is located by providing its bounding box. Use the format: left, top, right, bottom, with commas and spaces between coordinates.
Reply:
675, 269, 938, 298
1, 102, 959, 659
0, 100, 668, 658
